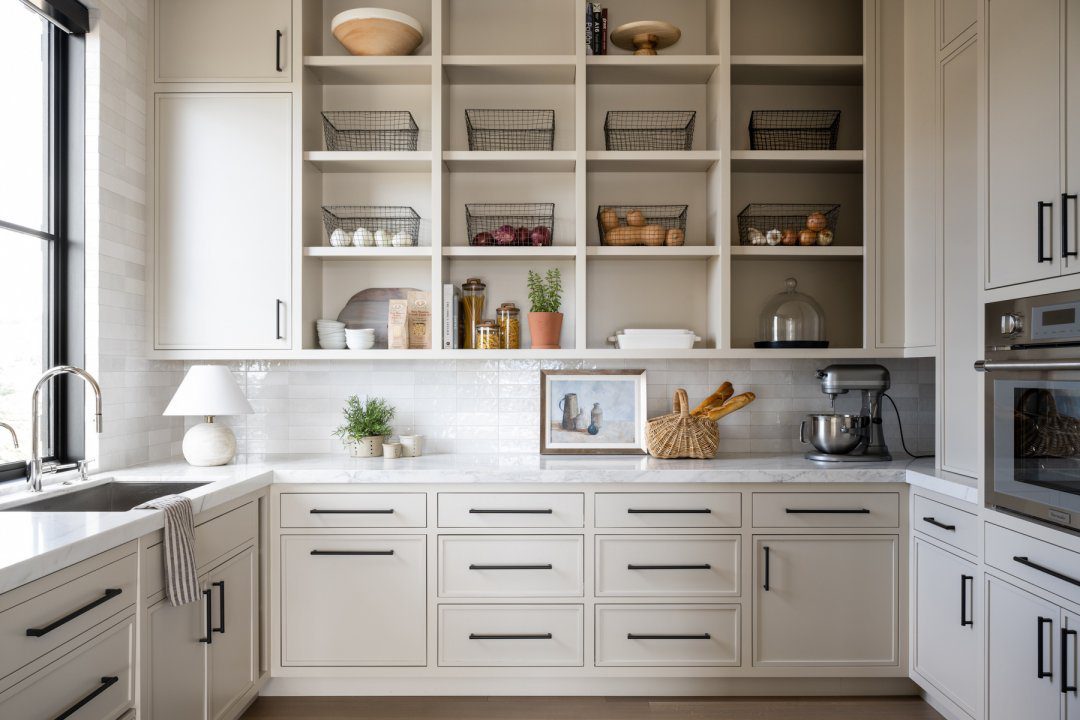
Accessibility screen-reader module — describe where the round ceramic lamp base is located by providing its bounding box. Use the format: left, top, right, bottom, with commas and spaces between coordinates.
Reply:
182, 420, 237, 467
610, 20, 681, 56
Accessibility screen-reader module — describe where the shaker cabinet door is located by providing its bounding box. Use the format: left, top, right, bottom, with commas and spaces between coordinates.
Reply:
987, 577, 1062, 720
145, 590, 209, 720
1067, 0, 1080, 275
207, 547, 258, 720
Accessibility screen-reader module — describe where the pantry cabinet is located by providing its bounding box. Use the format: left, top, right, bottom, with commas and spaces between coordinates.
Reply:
154, 93, 292, 350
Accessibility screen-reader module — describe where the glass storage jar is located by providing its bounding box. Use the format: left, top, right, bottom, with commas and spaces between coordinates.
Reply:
496, 303, 520, 349
475, 320, 500, 350
755, 277, 828, 348
461, 277, 486, 350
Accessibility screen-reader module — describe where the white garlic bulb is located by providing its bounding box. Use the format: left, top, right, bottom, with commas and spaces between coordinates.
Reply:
352, 228, 373, 247
747, 228, 766, 246
330, 228, 348, 247
374, 229, 390, 247
765, 229, 782, 246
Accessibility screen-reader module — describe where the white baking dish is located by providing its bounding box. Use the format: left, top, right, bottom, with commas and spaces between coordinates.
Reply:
608, 329, 701, 349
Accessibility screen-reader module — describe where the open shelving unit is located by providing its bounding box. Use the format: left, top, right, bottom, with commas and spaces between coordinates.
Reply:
284, 0, 878, 358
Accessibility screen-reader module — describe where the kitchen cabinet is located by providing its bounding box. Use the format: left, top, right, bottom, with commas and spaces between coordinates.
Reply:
208, 547, 258, 720
752, 535, 898, 666
912, 538, 980, 717
155, 0, 291, 82
1068, 611, 1080, 720
987, 577, 1062, 720
155, 93, 292, 350
145, 590, 207, 720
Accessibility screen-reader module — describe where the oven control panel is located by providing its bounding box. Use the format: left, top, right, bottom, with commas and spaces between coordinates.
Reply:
988, 290, 1080, 348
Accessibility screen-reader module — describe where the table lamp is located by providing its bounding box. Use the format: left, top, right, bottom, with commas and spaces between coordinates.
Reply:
164, 365, 253, 466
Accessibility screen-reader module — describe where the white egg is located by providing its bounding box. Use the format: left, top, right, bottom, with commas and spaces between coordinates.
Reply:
330, 228, 348, 247
765, 229, 783, 246
352, 228, 373, 247
747, 228, 766, 246
374, 229, 390, 247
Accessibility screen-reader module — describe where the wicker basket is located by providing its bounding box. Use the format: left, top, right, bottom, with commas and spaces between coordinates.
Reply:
646, 389, 720, 460
1016, 389, 1080, 458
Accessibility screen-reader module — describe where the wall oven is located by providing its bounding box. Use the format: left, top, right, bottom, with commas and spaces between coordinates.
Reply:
979, 289, 1080, 534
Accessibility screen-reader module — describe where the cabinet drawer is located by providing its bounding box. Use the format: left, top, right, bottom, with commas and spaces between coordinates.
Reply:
752, 492, 899, 528
0, 614, 134, 720
281, 535, 426, 666
0, 549, 136, 684
439, 536, 583, 598
595, 493, 741, 528
438, 604, 583, 667
595, 604, 740, 667
280, 492, 426, 528
986, 523, 1080, 606
596, 536, 739, 597
438, 493, 584, 528
913, 494, 978, 555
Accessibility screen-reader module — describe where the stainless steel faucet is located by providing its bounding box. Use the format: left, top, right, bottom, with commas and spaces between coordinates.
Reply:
28, 366, 103, 492
0, 422, 18, 448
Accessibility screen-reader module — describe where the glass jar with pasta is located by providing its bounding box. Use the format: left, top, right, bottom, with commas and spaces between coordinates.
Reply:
496, 302, 520, 349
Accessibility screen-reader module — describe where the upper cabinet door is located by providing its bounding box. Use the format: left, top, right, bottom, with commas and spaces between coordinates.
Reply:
156, 93, 292, 350
156, 0, 291, 82
1066, 0, 1080, 275
987, 0, 1062, 288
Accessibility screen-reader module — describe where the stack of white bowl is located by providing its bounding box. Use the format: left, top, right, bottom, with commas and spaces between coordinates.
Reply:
345, 327, 375, 350
317, 319, 346, 349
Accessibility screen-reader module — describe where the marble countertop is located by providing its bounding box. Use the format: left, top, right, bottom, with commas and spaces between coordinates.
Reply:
0, 452, 978, 595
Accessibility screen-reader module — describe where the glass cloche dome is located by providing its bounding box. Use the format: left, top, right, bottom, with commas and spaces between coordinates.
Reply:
754, 277, 829, 348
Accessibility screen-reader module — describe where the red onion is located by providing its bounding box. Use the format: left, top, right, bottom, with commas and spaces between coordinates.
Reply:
515, 226, 531, 245
473, 231, 494, 246
493, 225, 515, 245
530, 226, 551, 246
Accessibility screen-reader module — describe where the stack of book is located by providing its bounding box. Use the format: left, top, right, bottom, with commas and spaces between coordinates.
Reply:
585, 3, 607, 55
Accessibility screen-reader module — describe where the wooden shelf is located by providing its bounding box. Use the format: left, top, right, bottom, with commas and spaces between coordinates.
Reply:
731, 55, 863, 85
586, 151, 721, 172
730, 245, 864, 259
442, 56, 576, 84
587, 246, 718, 259
303, 56, 432, 85
304, 247, 432, 258
586, 56, 722, 84
443, 246, 577, 259
304, 151, 432, 173
442, 151, 576, 173
730, 150, 864, 173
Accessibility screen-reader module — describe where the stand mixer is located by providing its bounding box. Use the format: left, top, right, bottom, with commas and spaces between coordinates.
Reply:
801, 364, 892, 462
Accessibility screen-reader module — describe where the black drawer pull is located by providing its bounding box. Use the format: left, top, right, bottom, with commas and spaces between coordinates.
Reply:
469, 508, 552, 514
627, 633, 711, 640
763, 545, 771, 591
275, 29, 283, 72
1064, 628, 1078, 694
310, 549, 394, 556
199, 588, 213, 644
923, 516, 956, 531
275, 299, 284, 340
785, 508, 870, 514
469, 633, 552, 640
627, 508, 712, 514
627, 564, 711, 570
1039, 616, 1054, 679
1014, 556, 1080, 587
1063, 193, 1078, 259
469, 564, 553, 570
1039, 200, 1054, 263
213, 580, 225, 634
54, 676, 119, 720
310, 509, 394, 514
26, 588, 122, 637
960, 575, 974, 627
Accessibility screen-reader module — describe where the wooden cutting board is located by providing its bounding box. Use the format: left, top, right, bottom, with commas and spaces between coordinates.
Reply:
337, 287, 420, 349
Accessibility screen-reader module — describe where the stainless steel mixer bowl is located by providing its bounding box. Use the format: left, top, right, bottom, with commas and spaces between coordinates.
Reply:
799, 413, 867, 455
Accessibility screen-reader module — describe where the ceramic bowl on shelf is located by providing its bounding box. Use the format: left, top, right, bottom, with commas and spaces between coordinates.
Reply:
331, 8, 424, 56
608, 328, 700, 350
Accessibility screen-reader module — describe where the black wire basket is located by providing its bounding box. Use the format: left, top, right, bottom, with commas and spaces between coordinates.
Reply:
596, 205, 688, 246
736, 203, 840, 245
466, 109, 555, 151
466, 203, 555, 247
322, 111, 419, 151
748, 110, 840, 151
604, 111, 696, 151
321, 206, 421, 247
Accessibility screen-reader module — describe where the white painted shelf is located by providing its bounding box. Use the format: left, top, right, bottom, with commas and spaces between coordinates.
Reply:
731, 55, 864, 85
304, 151, 432, 173
585, 56, 722, 84
443, 246, 577, 259
304, 247, 433, 258
442, 55, 576, 84
730, 245, 864, 259
585, 151, 721, 172
442, 151, 576, 173
303, 56, 433, 85
587, 246, 719, 259
730, 150, 864, 173
151, 347, 907, 361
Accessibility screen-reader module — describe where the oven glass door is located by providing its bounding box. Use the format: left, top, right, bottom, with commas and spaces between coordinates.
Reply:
992, 378, 1080, 516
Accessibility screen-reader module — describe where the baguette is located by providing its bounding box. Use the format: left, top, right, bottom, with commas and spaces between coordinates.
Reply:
706, 392, 755, 421
691, 382, 734, 416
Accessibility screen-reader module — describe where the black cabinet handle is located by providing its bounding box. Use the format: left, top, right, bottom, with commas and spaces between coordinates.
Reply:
310, 508, 394, 514
469, 508, 552, 514
1038, 201, 1054, 263
627, 564, 711, 570
1038, 616, 1054, 679
1064, 628, 1078, 694
311, 549, 394, 556
627, 633, 711, 640
762, 545, 770, 591
469, 633, 552, 640
1063, 193, 1078, 259
1014, 556, 1080, 587
275, 299, 284, 340
199, 588, 213, 644
960, 575, 973, 627
627, 508, 711, 514
785, 508, 870, 514
469, 564, 552, 570
275, 30, 283, 72
213, 580, 225, 634
26, 588, 122, 637
923, 516, 956, 531
54, 676, 119, 720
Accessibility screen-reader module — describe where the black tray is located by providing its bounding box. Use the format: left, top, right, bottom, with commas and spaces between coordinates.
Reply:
753, 340, 830, 349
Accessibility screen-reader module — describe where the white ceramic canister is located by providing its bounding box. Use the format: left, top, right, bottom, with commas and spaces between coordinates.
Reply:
400, 435, 423, 457
382, 442, 403, 459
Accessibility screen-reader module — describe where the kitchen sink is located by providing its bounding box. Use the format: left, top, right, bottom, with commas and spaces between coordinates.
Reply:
1, 481, 210, 512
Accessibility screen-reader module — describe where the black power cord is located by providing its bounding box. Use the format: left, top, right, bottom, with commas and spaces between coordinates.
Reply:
882, 392, 934, 459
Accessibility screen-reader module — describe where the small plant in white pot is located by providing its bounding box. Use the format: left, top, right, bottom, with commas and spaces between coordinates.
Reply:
333, 395, 395, 458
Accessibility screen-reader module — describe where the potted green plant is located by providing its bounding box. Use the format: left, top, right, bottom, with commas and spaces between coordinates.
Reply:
333, 395, 395, 458
527, 268, 563, 349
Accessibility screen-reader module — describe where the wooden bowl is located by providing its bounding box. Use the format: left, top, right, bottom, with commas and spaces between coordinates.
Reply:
331, 8, 424, 56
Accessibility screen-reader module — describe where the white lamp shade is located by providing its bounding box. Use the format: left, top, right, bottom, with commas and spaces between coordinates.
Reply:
164, 365, 254, 417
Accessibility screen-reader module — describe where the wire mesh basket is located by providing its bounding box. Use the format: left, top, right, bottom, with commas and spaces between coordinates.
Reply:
597, 205, 688, 246
604, 111, 696, 151
466, 109, 555, 151
748, 110, 840, 151
321, 206, 421, 247
322, 111, 419, 151
736, 203, 840, 245
466, 203, 555, 247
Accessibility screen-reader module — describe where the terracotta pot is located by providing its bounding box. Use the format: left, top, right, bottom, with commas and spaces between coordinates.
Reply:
528, 312, 563, 349
348, 435, 385, 458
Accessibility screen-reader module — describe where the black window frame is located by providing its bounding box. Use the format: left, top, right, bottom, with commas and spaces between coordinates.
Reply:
0, 0, 89, 483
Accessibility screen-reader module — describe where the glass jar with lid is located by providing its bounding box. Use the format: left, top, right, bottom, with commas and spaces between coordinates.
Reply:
754, 277, 828, 348
496, 303, 520, 349
475, 320, 500, 350
461, 277, 486, 350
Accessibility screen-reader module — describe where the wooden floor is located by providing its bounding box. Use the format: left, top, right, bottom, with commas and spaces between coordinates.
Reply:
241, 696, 944, 720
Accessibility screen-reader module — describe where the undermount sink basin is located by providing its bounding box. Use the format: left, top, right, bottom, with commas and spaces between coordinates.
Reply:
1, 481, 210, 513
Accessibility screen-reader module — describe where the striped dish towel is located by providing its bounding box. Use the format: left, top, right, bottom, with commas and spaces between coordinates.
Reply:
134, 494, 199, 606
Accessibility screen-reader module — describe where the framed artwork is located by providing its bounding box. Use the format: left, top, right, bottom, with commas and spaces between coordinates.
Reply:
540, 369, 647, 455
